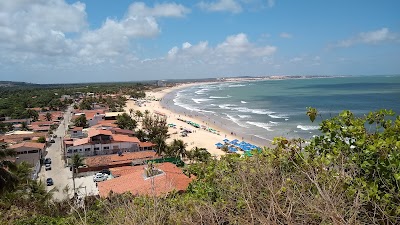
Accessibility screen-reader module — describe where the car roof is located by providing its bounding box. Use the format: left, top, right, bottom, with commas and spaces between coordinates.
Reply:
47, 178, 52, 180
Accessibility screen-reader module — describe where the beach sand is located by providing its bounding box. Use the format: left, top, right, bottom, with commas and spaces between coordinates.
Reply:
124, 83, 268, 158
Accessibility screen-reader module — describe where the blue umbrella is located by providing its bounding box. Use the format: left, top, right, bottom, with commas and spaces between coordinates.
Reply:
223, 139, 229, 142
215, 142, 223, 146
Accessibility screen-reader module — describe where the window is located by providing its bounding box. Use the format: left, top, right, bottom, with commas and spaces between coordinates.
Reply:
67, 149, 72, 153
94, 147, 99, 151
103, 146, 109, 150
85, 148, 91, 151
73, 131, 77, 133
79, 149, 83, 152
73, 149, 77, 152
28, 150, 39, 154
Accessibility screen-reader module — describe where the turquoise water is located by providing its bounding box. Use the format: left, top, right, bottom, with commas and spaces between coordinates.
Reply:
162, 75, 400, 145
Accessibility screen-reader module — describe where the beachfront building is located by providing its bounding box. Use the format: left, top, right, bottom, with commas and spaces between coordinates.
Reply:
64, 129, 151, 157
69, 127, 84, 138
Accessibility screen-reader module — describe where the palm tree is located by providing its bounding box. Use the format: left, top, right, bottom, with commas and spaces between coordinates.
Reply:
71, 154, 84, 196
170, 139, 187, 159
0, 143, 18, 193
135, 129, 147, 142
153, 135, 167, 156
129, 108, 134, 118
45, 112, 52, 121
135, 110, 143, 122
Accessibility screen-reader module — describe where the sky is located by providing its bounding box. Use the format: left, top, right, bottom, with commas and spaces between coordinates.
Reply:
0, 0, 399, 83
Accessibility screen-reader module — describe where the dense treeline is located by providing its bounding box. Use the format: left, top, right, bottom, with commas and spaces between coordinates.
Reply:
1, 109, 399, 224
0, 82, 151, 119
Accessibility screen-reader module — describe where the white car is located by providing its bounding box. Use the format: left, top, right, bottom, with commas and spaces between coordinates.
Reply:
45, 164, 51, 171
93, 173, 108, 182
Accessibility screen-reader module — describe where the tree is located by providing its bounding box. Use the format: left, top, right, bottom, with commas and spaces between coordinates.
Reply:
115, 113, 137, 130
153, 135, 168, 156
45, 112, 52, 121
26, 109, 39, 121
169, 139, 187, 159
135, 110, 143, 122
135, 129, 146, 142
142, 114, 169, 142
186, 147, 211, 163
73, 114, 88, 128
20, 121, 29, 131
71, 154, 85, 197
0, 143, 18, 193
37, 136, 46, 143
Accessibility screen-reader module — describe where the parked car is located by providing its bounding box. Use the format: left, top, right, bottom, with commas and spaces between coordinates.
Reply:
45, 164, 51, 171
50, 139, 55, 143
93, 173, 108, 182
46, 178, 54, 186
44, 158, 51, 164
53, 134, 57, 138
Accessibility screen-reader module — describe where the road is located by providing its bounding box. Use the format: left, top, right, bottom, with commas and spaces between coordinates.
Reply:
38, 106, 98, 200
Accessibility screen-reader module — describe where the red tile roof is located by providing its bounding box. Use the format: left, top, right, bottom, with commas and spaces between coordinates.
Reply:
73, 138, 90, 146
98, 163, 193, 197
112, 134, 140, 143
9, 141, 45, 150
139, 142, 155, 148
85, 151, 158, 168
71, 127, 83, 131
87, 129, 113, 138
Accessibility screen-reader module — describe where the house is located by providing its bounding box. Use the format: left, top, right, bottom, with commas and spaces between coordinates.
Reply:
64, 129, 143, 157
98, 163, 193, 197
69, 127, 84, 138
3, 118, 31, 125
9, 142, 46, 179
157, 80, 167, 87
104, 112, 125, 120
80, 151, 159, 172
0, 132, 47, 143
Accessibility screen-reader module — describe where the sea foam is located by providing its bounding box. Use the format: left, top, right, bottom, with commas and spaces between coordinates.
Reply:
296, 125, 319, 131
246, 121, 277, 131
225, 114, 249, 128
210, 95, 231, 99
192, 98, 212, 104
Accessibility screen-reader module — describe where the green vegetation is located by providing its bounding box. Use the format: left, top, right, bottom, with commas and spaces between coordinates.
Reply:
0, 109, 399, 224
37, 136, 46, 143
0, 81, 151, 121
73, 114, 88, 128
115, 113, 137, 130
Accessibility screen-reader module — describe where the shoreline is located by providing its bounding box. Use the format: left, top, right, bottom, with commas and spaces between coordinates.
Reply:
125, 81, 272, 158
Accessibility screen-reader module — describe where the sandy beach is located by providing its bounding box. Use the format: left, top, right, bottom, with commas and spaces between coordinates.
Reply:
124, 82, 268, 158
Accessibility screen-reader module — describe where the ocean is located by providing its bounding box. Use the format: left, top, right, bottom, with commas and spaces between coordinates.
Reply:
161, 75, 400, 146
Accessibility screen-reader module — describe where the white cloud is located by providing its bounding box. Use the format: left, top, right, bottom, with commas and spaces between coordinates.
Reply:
128, 2, 190, 17
267, 0, 275, 7
334, 28, 397, 47
198, 0, 242, 13
280, 32, 292, 38
289, 57, 302, 62
166, 33, 277, 64
0, 1, 190, 67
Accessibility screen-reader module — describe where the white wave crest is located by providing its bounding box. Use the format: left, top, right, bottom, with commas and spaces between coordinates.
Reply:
192, 98, 212, 104
209, 95, 231, 99
246, 121, 277, 131
228, 84, 246, 87
218, 104, 237, 109
241, 101, 247, 104
225, 114, 249, 128
231, 107, 274, 115
237, 115, 251, 119
269, 114, 289, 119
297, 125, 319, 131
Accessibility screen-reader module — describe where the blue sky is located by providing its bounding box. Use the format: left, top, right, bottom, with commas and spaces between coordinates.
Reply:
0, 0, 399, 83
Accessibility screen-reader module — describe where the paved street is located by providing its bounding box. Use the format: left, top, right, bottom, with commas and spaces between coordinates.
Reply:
38, 106, 99, 200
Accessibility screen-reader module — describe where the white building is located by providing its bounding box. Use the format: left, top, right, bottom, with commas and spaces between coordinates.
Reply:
64, 129, 143, 157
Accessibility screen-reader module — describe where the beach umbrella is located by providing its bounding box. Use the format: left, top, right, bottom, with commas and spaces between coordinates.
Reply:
223, 139, 229, 142
215, 142, 223, 146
